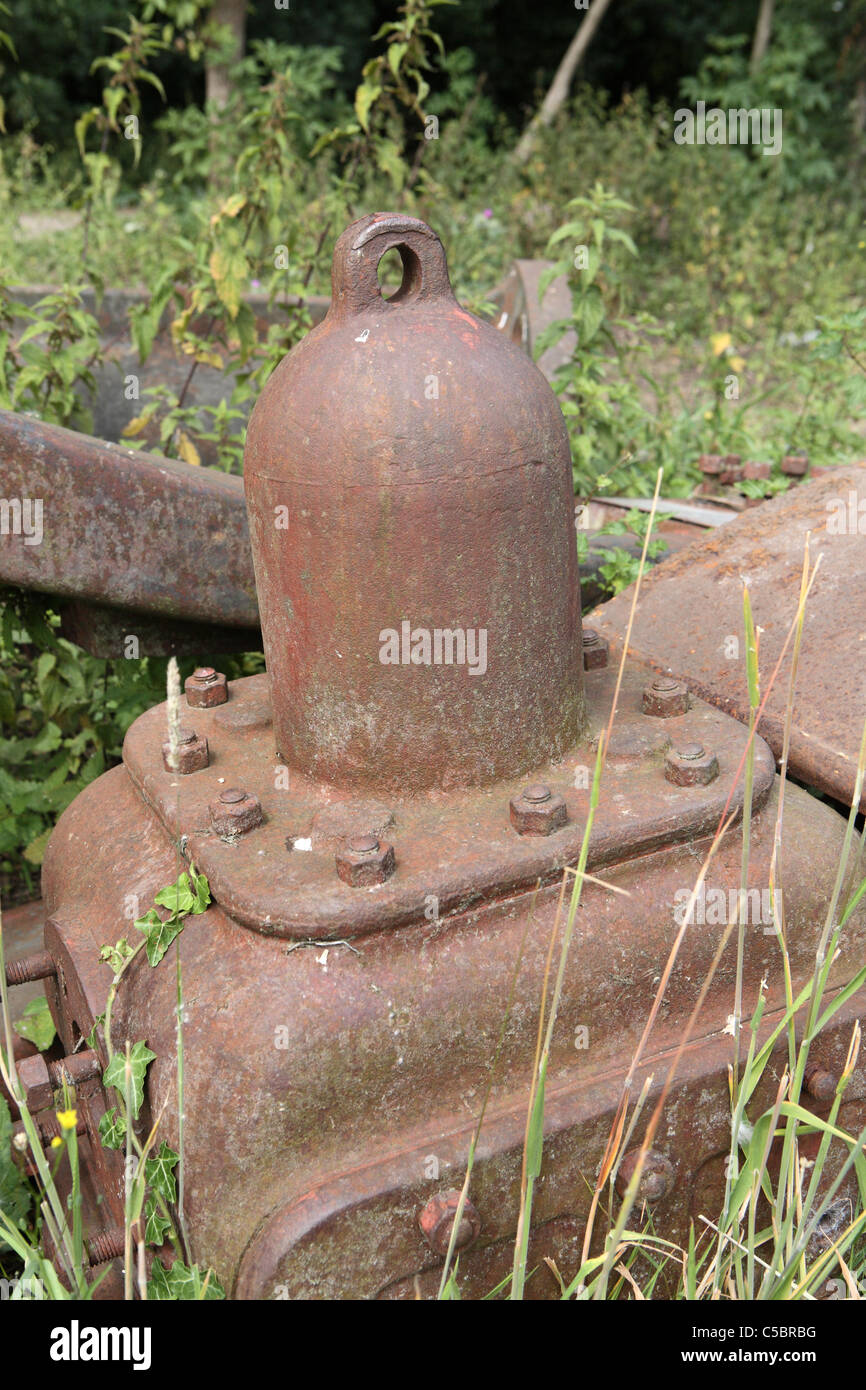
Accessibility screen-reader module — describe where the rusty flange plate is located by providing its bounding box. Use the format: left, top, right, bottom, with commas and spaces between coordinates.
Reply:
122, 664, 774, 939
589, 466, 866, 811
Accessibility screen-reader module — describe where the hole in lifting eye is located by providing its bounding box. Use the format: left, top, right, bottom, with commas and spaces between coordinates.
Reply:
377, 243, 423, 303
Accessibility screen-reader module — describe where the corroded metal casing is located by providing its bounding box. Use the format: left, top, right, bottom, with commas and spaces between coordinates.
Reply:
244, 213, 585, 794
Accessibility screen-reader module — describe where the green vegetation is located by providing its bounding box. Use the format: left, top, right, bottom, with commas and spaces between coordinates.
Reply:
1, 0, 866, 1303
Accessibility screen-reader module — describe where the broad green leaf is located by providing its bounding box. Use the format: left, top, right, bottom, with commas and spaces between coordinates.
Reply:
148, 1258, 225, 1301
98, 1107, 127, 1150
103, 1041, 156, 1121
354, 82, 381, 133
13, 997, 56, 1051
144, 1193, 172, 1247
145, 1142, 179, 1203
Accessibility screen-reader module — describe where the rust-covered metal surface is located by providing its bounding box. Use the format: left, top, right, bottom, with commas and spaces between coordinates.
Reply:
589, 466, 866, 810
244, 214, 584, 792
23, 212, 866, 1299
40, 753, 866, 1296
0, 409, 259, 638
122, 664, 774, 939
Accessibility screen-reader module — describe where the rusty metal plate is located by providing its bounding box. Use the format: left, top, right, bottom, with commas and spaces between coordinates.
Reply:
121, 663, 775, 939
0, 409, 258, 633
589, 466, 866, 811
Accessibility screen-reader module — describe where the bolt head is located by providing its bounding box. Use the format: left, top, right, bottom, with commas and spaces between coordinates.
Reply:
16, 1052, 53, 1112
509, 786, 568, 836
642, 677, 690, 718
162, 729, 209, 775
781, 452, 809, 477
615, 1150, 674, 1204
209, 788, 263, 835
347, 833, 380, 855
804, 1062, 838, 1102
185, 668, 228, 708
418, 1190, 481, 1255
582, 626, 609, 670
664, 744, 719, 786
336, 836, 395, 887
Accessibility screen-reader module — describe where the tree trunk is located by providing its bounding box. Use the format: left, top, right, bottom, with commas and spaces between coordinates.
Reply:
205, 0, 247, 110
749, 0, 774, 74
512, 0, 616, 165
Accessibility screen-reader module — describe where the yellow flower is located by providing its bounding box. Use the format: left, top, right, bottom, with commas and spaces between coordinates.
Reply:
710, 332, 732, 357
703, 410, 713, 420
50, 1136, 62, 1149
729, 356, 746, 373
56, 1109, 77, 1132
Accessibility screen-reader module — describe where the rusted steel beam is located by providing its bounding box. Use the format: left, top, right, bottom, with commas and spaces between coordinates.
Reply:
0, 409, 260, 649
589, 465, 866, 811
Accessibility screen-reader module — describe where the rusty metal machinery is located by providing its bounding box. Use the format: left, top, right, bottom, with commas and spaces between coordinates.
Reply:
8, 214, 866, 1298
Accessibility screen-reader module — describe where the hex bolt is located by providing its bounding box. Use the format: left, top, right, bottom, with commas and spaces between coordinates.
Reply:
641, 676, 690, 718
87, 1228, 125, 1267
185, 666, 228, 708
209, 786, 263, 835
336, 834, 396, 887
162, 725, 209, 775
16, 1053, 54, 1112
720, 453, 742, 485
5, 950, 55, 987
615, 1150, 674, 1203
698, 454, 724, 477
47, 1049, 101, 1090
781, 452, 809, 477
418, 1190, 481, 1256
804, 1061, 838, 1102
509, 783, 568, 836
742, 460, 771, 482
582, 627, 609, 670
664, 743, 720, 787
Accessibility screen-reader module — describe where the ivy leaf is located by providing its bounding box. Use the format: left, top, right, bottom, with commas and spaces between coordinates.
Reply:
99, 937, 135, 974
102, 1041, 156, 1120
13, 997, 56, 1051
144, 1192, 172, 1247
145, 1142, 179, 1203
148, 1258, 225, 1301
136, 912, 183, 968
97, 1107, 127, 1150
154, 873, 196, 916
0, 1098, 31, 1247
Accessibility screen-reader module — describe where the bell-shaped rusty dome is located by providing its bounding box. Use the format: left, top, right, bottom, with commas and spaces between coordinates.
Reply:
244, 213, 585, 792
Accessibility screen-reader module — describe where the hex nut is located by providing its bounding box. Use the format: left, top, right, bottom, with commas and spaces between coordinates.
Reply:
698, 453, 724, 477
418, 1190, 481, 1255
742, 460, 771, 481
162, 726, 209, 775
209, 787, 263, 835
781, 453, 809, 477
335, 834, 395, 887
16, 1052, 53, 1112
509, 784, 568, 836
185, 666, 228, 708
641, 677, 690, 718
582, 627, 609, 670
615, 1150, 674, 1203
664, 742, 719, 787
